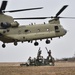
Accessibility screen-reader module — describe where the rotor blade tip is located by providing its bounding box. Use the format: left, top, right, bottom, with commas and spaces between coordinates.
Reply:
64, 5, 68, 7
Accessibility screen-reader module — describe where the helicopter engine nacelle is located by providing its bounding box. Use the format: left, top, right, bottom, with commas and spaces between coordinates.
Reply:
11, 21, 19, 28
1, 22, 11, 29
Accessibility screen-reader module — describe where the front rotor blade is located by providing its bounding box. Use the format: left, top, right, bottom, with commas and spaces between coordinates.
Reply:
55, 5, 68, 17
1, 1, 8, 10
4, 7, 43, 13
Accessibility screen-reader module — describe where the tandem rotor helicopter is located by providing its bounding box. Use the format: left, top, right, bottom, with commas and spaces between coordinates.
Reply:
0, 1, 74, 48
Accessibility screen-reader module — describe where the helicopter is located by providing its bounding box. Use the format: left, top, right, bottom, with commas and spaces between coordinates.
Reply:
0, 1, 74, 48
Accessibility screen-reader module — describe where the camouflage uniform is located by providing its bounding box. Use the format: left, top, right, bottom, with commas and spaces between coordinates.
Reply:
37, 49, 42, 59
28, 57, 32, 65
47, 50, 55, 66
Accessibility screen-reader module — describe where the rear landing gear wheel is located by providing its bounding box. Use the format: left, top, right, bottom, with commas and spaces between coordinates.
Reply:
34, 42, 39, 46
46, 39, 50, 44
2, 43, 6, 48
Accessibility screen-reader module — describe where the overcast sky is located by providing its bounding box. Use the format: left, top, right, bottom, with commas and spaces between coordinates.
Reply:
0, 0, 75, 62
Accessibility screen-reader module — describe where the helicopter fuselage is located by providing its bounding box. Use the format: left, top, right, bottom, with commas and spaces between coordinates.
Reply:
0, 1, 68, 48
0, 20, 67, 43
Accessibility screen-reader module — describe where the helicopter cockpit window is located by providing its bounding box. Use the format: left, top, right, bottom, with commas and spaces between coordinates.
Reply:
54, 26, 60, 32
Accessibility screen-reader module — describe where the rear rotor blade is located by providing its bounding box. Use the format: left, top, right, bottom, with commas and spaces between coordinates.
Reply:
58, 17, 75, 19
4, 7, 43, 13
55, 5, 68, 17
1, 1, 8, 10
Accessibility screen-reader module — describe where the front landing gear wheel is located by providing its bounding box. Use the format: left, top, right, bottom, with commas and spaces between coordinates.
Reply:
46, 39, 50, 44
14, 42, 18, 46
34, 42, 39, 46
2, 43, 6, 48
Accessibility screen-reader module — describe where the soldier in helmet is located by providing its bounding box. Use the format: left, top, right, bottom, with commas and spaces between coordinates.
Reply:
27, 56, 32, 65
37, 48, 41, 58
48, 50, 51, 57
45, 47, 55, 65
37, 47, 42, 60
46, 49, 52, 60
45, 47, 52, 57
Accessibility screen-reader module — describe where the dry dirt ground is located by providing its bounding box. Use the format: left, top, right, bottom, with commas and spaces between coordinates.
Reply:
0, 62, 75, 75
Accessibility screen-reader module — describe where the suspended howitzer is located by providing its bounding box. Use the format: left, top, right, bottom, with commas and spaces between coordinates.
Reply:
20, 47, 55, 66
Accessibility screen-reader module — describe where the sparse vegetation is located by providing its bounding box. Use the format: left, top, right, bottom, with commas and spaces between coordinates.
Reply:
0, 62, 75, 75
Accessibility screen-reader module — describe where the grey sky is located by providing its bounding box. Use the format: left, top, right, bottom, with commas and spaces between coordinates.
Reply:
0, 0, 75, 62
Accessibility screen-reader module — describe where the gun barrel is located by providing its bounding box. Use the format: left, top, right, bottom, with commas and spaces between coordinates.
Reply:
45, 47, 48, 53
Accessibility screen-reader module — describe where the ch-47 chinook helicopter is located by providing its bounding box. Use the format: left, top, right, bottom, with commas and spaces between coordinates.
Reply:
0, 1, 74, 48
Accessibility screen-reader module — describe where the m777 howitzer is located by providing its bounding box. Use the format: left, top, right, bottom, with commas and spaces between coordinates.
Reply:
20, 47, 55, 66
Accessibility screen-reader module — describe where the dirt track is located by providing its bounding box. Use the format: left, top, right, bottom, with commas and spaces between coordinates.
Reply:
0, 62, 75, 75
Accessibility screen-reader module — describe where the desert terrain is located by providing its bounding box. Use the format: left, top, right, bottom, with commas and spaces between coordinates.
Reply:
0, 62, 75, 75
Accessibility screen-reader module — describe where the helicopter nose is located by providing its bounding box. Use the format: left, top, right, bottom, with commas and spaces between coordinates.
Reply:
64, 29, 67, 34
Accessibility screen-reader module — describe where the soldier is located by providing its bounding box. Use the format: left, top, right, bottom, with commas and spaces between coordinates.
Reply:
45, 47, 55, 66
27, 56, 32, 65
45, 47, 52, 57
48, 50, 51, 57
47, 49, 52, 60
37, 47, 42, 59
